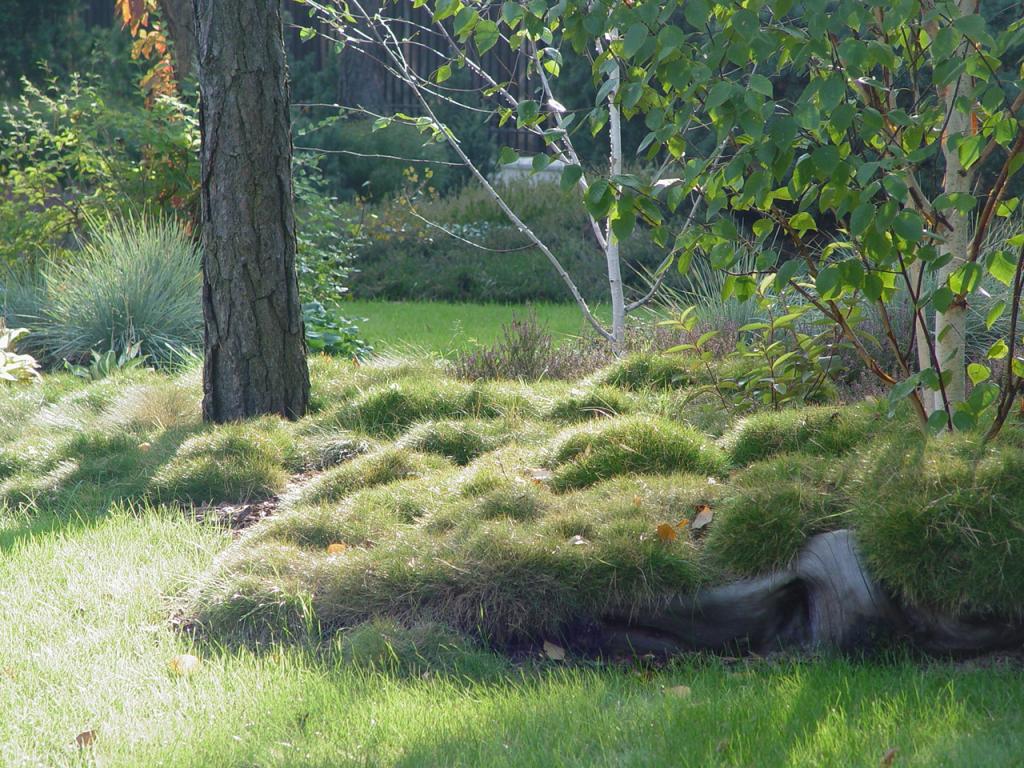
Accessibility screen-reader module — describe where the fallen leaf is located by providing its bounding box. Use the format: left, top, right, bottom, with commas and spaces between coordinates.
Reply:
168, 653, 201, 676
677, 518, 690, 529
656, 522, 677, 541
138, 442, 152, 452
633, 494, 643, 506
568, 535, 589, 546
666, 684, 691, 698
75, 729, 97, 748
542, 641, 566, 661
326, 542, 347, 555
880, 747, 898, 766
691, 505, 714, 531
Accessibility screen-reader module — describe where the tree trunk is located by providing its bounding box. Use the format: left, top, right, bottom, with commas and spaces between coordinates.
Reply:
605, 49, 626, 355
159, 0, 196, 83
194, 0, 310, 422
932, 1, 977, 413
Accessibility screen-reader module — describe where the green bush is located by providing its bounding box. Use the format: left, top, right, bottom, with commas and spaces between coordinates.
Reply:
545, 416, 729, 491
6, 216, 202, 367
349, 179, 678, 303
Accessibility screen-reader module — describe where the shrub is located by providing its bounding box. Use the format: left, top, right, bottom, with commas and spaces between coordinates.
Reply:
848, 434, 1024, 618
0, 325, 40, 384
544, 416, 729, 491
721, 404, 884, 466
703, 454, 846, 576
10, 216, 202, 367
150, 419, 294, 504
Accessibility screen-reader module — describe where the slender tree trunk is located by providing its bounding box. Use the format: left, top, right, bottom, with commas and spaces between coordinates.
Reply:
933, 16, 975, 413
194, 0, 310, 422
605, 51, 626, 355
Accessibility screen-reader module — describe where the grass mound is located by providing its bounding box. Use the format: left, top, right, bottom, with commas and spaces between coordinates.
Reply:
150, 418, 294, 504
398, 418, 522, 465
292, 447, 453, 507
547, 385, 634, 423
186, 472, 711, 646
848, 434, 1024, 618
703, 454, 846, 576
544, 416, 728, 491
721, 404, 883, 466
597, 353, 698, 391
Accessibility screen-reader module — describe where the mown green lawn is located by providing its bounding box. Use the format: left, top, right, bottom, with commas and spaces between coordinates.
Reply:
344, 300, 610, 352
3, 505, 1024, 767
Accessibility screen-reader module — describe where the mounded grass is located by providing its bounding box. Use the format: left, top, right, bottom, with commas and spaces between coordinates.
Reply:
547, 385, 634, 422
849, 433, 1024, 619
544, 416, 729, 492
721, 403, 885, 466
398, 418, 526, 465
149, 418, 295, 504
596, 352, 698, 391
703, 454, 847, 576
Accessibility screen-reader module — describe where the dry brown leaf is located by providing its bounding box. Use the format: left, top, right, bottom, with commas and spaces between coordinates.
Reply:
633, 494, 643, 507
75, 729, 97, 748
656, 523, 677, 542
691, 505, 714, 531
666, 685, 691, 698
138, 442, 152, 452
677, 518, 690, 529
542, 641, 566, 661
326, 542, 348, 555
168, 653, 201, 676
880, 747, 898, 767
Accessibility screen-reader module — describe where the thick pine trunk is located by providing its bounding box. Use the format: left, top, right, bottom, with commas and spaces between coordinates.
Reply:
195, 0, 310, 422
159, 0, 196, 83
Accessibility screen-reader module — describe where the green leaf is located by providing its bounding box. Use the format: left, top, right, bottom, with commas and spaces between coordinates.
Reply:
926, 409, 950, 435
497, 146, 518, 166
957, 134, 984, 170
622, 24, 649, 59
892, 210, 924, 243
435, 63, 453, 83
816, 265, 842, 299
788, 212, 817, 235
987, 249, 1018, 287
968, 363, 991, 384
474, 20, 499, 55
985, 301, 1006, 330
948, 262, 983, 295
560, 164, 583, 192
988, 338, 1010, 359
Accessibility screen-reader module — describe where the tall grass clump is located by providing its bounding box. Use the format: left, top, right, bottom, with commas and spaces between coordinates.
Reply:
19, 216, 202, 366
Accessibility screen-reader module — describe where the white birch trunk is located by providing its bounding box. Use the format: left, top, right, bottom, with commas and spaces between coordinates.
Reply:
605, 51, 626, 356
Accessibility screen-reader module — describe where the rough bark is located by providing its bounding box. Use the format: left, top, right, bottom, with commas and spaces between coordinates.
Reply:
597, 530, 1024, 658
194, 0, 310, 422
159, 0, 196, 83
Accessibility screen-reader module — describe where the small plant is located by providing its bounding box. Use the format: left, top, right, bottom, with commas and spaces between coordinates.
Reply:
64, 342, 150, 381
453, 313, 555, 381
303, 300, 372, 359
0, 325, 40, 383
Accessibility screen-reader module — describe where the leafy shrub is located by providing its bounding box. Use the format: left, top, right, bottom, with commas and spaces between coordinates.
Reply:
6, 216, 201, 367
64, 342, 150, 381
721, 404, 883, 466
0, 325, 40, 384
545, 416, 729, 491
350, 179, 677, 303
303, 300, 372, 359
0, 75, 199, 267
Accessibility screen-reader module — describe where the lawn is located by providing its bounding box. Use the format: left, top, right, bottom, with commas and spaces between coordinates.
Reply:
344, 300, 611, 352
1, 310, 1024, 767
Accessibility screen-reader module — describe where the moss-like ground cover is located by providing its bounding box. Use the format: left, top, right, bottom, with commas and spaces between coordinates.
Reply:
2, 346, 1024, 765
